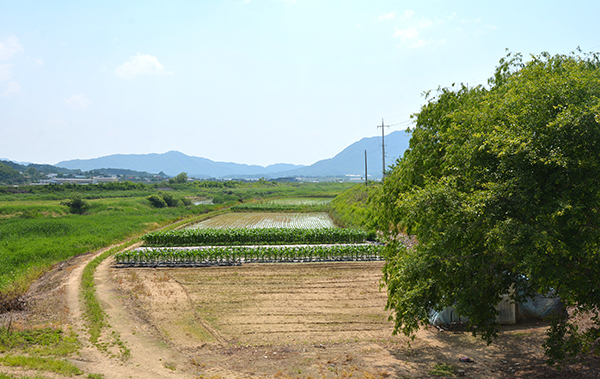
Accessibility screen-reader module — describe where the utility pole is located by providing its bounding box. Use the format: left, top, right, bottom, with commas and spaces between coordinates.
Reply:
377, 119, 389, 180
364, 150, 368, 186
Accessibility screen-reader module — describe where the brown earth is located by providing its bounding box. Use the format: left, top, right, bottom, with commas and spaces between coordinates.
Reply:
4, 249, 600, 379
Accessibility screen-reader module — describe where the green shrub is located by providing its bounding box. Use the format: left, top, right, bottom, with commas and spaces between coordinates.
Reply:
60, 193, 89, 214
147, 194, 167, 208
159, 192, 180, 207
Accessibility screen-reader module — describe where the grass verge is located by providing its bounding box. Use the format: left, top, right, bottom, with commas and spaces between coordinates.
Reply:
0, 355, 82, 376
0, 327, 79, 356
81, 242, 135, 360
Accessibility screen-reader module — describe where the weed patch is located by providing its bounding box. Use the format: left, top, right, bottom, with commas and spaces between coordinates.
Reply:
0, 327, 79, 356
0, 355, 83, 376
429, 362, 455, 376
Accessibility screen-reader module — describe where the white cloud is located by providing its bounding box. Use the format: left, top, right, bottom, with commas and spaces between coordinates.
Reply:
35, 58, 44, 67
394, 27, 431, 48
0, 63, 13, 81
2, 81, 21, 97
63, 94, 91, 109
115, 53, 173, 78
377, 11, 396, 21
401, 9, 416, 19
393, 10, 434, 48
0, 35, 24, 61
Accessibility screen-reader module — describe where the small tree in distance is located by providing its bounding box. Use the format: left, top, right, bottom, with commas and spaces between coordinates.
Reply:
62, 193, 89, 214
169, 172, 188, 184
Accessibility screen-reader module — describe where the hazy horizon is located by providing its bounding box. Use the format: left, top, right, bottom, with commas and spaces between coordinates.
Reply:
2, 1, 598, 166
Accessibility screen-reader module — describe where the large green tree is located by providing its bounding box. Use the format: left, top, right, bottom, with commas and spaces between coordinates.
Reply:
378, 50, 600, 364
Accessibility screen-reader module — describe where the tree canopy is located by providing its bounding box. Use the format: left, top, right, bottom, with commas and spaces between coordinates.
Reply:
0, 162, 23, 184
377, 50, 600, 364
169, 172, 188, 184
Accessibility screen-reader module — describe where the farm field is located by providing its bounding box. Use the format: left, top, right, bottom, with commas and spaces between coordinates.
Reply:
187, 211, 336, 229
113, 262, 393, 348
109, 260, 569, 379
267, 197, 332, 205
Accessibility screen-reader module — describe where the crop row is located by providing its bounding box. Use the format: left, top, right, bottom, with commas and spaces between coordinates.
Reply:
114, 244, 382, 266
230, 203, 325, 212
142, 227, 368, 246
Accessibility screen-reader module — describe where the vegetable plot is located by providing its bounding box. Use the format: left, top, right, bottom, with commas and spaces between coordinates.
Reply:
142, 227, 368, 246
124, 209, 381, 267
114, 244, 382, 267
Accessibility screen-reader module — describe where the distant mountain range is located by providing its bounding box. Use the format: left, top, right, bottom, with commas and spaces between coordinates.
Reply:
55, 130, 412, 179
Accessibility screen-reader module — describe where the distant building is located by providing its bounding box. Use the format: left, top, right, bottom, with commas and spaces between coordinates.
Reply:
38, 176, 118, 185
92, 176, 118, 183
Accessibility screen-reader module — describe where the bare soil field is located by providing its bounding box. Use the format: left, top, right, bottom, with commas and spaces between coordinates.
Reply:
110, 260, 600, 379
7, 251, 599, 378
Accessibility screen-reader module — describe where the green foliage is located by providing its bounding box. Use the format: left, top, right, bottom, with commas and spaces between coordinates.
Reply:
429, 362, 455, 376
169, 172, 188, 184
115, 244, 382, 266
0, 373, 47, 379
147, 192, 184, 208
0, 182, 349, 292
159, 191, 180, 207
328, 184, 380, 232
147, 194, 167, 208
0, 327, 79, 357
0, 196, 205, 291
0, 355, 83, 376
0, 162, 22, 184
378, 50, 600, 364
0, 326, 82, 375
143, 227, 369, 246
60, 192, 89, 214
231, 202, 326, 212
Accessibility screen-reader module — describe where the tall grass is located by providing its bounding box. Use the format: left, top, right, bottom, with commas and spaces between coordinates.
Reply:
328, 184, 380, 231
0, 196, 209, 292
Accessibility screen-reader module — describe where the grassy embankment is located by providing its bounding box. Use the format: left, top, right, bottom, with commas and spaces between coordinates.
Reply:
327, 183, 381, 233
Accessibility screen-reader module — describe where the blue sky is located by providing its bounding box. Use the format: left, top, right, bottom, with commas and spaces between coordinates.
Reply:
1, 1, 599, 166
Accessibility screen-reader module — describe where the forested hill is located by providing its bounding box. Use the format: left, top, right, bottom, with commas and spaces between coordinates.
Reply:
275, 130, 411, 179
57, 151, 305, 179
55, 130, 411, 179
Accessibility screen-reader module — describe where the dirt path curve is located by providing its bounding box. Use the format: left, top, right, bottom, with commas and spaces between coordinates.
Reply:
64, 243, 197, 379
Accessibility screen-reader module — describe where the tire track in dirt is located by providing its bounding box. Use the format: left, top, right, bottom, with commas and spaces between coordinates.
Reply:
64, 242, 197, 378
65, 247, 113, 369
93, 254, 197, 378
168, 274, 228, 345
